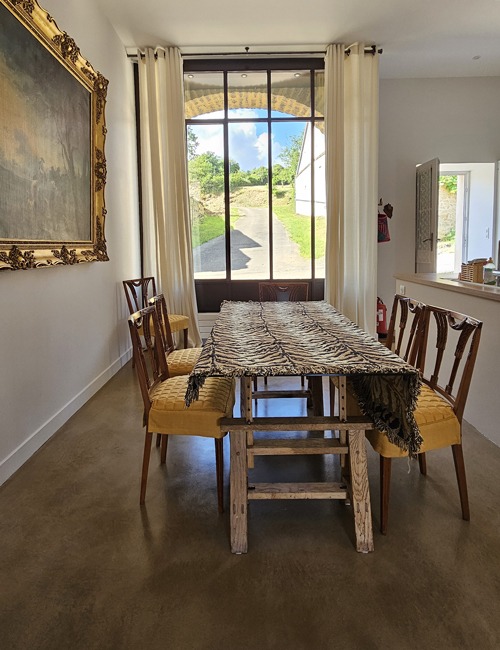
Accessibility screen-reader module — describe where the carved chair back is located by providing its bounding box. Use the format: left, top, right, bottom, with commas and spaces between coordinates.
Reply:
419, 305, 482, 422
385, 294, 427, 368
123, 277, 157, 315
128, 306, 168, 421
258, 281, 309, 302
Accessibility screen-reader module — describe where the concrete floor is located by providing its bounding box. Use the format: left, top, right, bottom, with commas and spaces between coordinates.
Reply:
1, 364, 499, 649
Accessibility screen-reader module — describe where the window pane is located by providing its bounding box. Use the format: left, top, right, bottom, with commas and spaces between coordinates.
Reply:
314, 123, 326, 278
314, 70, 324, 117
184, 72, 224, 119
228, 122, 270, 279
227, 72, 267, 118
188, 124, 226, 279
272, 122, 311, 279
271, 70, 311, 118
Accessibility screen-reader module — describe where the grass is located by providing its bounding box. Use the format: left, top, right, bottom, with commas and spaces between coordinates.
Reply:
191, 210, 239, 248
191, 185, 326, 260
273, 202, 326, 259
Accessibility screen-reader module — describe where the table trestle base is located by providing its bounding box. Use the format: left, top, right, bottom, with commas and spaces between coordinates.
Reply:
248, 482, 348, 500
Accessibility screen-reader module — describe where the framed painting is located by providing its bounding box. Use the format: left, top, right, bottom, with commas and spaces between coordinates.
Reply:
0, 0, 108, 270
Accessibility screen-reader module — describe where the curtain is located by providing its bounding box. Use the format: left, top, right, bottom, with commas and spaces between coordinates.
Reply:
324, 43, 379, 336
138, 47, 202, 346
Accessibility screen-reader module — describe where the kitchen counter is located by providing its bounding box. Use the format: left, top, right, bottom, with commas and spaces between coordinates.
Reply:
394, 273, 500, 303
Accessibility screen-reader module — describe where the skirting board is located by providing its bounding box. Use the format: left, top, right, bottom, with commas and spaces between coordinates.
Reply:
0, 347, 133, 487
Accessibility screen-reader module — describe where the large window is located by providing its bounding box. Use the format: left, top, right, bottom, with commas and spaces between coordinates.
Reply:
184, 59, 325, 308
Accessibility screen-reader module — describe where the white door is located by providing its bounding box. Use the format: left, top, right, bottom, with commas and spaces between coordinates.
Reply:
415, 157, 440, 273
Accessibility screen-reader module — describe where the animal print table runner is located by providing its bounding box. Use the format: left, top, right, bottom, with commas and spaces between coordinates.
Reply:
185, 301, 423, 456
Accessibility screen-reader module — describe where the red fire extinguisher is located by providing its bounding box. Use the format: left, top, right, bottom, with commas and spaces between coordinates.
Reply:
377, 297, 387, 336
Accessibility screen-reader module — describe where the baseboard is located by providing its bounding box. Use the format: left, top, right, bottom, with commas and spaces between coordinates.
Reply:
0, 347, 133, 487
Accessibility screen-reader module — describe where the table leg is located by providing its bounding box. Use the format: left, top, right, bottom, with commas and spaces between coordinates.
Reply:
348, 429, 374, 553
230, 430, 248, 554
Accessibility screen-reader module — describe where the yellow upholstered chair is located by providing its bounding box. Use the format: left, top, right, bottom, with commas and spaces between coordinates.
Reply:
123, 277, 189, 348
128, 305, 235, 512
366, 304, 482, 534
149, 294, 202, 377
330, 294, 426, 447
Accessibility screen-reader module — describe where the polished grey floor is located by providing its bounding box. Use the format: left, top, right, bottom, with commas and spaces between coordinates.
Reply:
1, 364, 499, 650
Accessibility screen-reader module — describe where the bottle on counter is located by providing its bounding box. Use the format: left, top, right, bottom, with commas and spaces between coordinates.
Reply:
483, 257, 496, 285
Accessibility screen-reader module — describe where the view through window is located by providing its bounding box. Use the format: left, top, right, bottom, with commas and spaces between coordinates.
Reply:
184, 60, 325, 289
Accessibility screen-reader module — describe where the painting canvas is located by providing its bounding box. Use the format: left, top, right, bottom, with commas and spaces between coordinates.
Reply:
0, 0, 108, 270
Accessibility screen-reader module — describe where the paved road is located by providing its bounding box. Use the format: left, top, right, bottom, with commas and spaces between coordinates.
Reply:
193, 207, 325, 279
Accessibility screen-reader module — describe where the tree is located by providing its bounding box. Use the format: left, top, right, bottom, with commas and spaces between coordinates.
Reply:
188, 151, 224, 195
186, 127, 199, 160
278, 134, 303, 185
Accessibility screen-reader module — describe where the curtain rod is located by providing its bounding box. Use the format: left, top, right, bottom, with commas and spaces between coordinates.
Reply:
127, 46, 382, 60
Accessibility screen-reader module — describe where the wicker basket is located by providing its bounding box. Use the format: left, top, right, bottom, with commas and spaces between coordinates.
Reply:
459, 260, 486, 283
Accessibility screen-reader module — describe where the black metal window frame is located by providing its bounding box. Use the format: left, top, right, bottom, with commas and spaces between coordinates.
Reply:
184, 58, 325, 311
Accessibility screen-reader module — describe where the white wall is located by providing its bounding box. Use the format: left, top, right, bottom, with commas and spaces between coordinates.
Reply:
378, 77, 500, 308
0, 0, 140, 484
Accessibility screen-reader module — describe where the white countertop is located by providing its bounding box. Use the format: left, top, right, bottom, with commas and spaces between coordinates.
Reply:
394, 273, 500, 303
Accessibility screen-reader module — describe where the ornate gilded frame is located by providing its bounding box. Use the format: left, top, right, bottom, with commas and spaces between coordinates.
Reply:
0, 0, 108, 270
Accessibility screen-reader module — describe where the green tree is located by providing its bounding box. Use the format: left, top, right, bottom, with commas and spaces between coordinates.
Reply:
278, 134, 303, 185
440, 175, 457, 194
189, 151, 224, 195
186, 127, 199, 160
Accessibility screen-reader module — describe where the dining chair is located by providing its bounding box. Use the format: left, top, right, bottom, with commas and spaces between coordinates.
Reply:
331, 294, 426, 414
258, 281, 309, 302
128, 305, 235, 512
384, 294, 427, 366
149, 293, 202, 377
366, 304, 483, 534
123, 277, 189, 348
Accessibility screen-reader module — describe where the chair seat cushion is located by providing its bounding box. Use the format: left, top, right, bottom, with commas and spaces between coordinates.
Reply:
366, 384, 460, 458
149, 376, 235, 438
168, 314, 189, 333
167, 348, 202, 376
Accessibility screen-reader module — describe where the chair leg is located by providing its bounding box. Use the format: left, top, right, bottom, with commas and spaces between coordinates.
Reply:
418, 452, 427, 475
451, 444, 470, 521
160, 434, 169, 464
140, 431, 154, 505
215, 438, 224, 513
156, 433, 161, 448
183, 328, 188, 349
380, 456, 392, 535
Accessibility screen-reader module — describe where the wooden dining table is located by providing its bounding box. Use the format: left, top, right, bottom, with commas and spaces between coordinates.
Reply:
186, 300, 422, 554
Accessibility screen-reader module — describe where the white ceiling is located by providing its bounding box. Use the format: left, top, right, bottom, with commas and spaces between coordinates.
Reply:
97, 0, 500, 79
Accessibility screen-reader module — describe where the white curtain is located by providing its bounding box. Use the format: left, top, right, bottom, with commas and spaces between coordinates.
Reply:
324, 43, 379, 336
138, 47, 201, 346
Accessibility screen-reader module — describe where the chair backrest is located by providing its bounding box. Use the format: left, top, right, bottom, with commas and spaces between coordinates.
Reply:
148, 293, 176, 357
128, 306, 168, 418
385, 294, 427, 367
420, 305, 482, 422
123, 277, 157, 315
258, 282, 309, 302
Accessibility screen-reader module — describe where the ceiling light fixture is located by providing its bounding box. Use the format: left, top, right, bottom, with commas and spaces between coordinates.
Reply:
241, 73, 247, 78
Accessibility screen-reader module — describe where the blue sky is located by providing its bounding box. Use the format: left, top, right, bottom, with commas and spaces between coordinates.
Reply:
189, 110, 305, 171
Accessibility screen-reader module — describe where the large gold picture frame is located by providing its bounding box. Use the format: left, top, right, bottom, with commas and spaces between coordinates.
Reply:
0, 0, 108, 270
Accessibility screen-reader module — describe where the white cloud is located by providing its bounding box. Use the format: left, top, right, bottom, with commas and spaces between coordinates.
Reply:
190, 109, 292, 171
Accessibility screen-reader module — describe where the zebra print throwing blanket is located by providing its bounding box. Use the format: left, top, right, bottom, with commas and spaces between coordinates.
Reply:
185, 301, 423, 456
